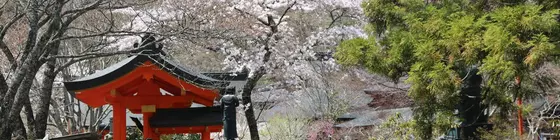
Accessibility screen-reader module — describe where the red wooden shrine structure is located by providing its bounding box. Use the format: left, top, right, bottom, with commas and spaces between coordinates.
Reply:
63, 49, 246, 140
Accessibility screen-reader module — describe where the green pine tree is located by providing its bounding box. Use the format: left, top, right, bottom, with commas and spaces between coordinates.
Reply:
336, 0, 560, 139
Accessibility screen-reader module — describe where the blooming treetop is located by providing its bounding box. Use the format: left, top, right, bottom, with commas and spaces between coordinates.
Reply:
221, 0, 366, 87
101, 0, 366, 87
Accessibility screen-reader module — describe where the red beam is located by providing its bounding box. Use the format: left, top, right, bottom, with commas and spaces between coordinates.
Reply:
151, 70, 219, 101
115, 77, 145, 96
105, 95, 194, 111
154, 80, 214, 106
137, 80, 161, 96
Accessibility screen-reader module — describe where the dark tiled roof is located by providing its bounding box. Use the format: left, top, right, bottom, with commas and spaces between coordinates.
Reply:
64, 54, 247, 91
364, 90, 413, 109
334, 107, 412, 128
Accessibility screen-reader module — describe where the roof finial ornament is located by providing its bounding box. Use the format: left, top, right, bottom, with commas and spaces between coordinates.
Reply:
132, 33, 167, 56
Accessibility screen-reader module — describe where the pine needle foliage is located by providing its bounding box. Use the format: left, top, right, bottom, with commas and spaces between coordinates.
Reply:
336, 0, 560, 139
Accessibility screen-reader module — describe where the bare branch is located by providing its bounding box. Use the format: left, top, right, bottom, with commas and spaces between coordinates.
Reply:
37, 14, 52, 28
60, 0, 103, 16
0, 12, 25, 37
0, 13, 25, 65
276, 1, 297, 26
0, 0, 8, 10
234, 7, 269, 25
0, 70, 7, 97
0, 41, 15, 65
51, 41, 156, 59
55, 30, 164, 41
52, 38, 166, 73
327, 8, 347, 29
62, 0, 154, 16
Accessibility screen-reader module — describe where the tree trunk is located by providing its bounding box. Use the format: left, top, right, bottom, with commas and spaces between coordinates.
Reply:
0, 67, 33, 139
0, 40, 48, 139
0, 72, 7, 99
242, 80, 259, 140
88, 107, 96, 132
241, 68, 267, 140
0, 1, 41, 138
49, 99, 68, 136
4, 0, 64, 137
35, 45, 59, 138
24, 99, 36, 140
1, 63, 43, 139
14, 116, 27, 140
63, 89, 73, 134
239, 27, 273, 139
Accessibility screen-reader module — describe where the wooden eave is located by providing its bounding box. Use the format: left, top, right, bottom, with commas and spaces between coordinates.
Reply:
63, 54, 249, 108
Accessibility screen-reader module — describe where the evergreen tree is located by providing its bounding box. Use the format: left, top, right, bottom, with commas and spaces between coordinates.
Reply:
336, 0, 560, 139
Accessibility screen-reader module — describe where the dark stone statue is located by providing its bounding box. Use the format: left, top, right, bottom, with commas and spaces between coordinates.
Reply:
221, 89, 239, 140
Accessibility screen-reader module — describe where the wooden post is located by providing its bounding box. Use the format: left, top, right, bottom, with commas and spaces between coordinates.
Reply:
516, 76, 524, 137
142, 105, 157, 140
154, 134, 161, 140
201, 131, 211, 140
517, 97, 524, 136
202, 126, 210, 140
112, 103, 127, 140
143, 112, 153, 140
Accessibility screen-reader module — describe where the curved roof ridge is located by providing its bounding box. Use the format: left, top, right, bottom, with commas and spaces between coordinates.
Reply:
63, 54, 234, 91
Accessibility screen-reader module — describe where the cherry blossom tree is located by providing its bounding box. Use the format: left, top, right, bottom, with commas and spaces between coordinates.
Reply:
213, 0, 365, 139
113, 1, 367, 139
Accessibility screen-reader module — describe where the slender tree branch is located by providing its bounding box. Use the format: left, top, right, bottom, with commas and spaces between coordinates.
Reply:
62, 0, 154, 16
0, 71, 7, 98
0, 13, 25, 65
53, 31, 179, 42
0, 0, 9, 10
49, 37, 164, 59
234, 7, 269, 25
52, 38, 165, 74
276, 1, 297, 26
0, 41, 15, 65
327, 8, 346, 29
0, 13, 25, 37
60, 0, 103, 16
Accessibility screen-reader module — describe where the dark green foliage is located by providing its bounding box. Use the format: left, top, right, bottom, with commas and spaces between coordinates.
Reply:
336, 0, 560, 139
127, 127, 143, 140
161, 134, 201, 140
104, 128, 202, 140
104, 127, 143, 140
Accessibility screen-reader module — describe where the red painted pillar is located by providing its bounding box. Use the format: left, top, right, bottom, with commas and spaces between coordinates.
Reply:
202, 132, 211, 140
142, 105, 159, 140
113, 103, 127, 140
516, 76, 524, 137
154, 134, 161, 140
143, 112, 155, 140
518, 97, 524, 136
